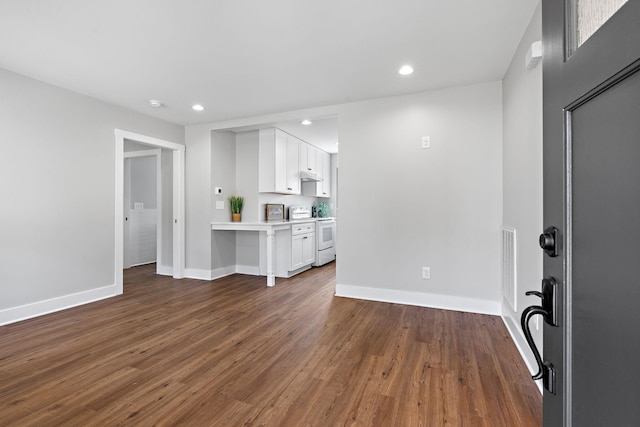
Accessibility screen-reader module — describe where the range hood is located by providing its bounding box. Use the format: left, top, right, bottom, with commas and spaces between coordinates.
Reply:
300, 170, 323, 182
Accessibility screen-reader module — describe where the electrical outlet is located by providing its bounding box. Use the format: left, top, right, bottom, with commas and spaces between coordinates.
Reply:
421, 136, 431, 149
422, 266, 430, 279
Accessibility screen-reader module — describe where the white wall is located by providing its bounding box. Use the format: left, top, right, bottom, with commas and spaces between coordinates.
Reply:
235, 131, 260, 271
235, 131, 260, 222
0, 67, 183, 324
209, 130, 237, 278
336, 82, 503, 314
129, 156, 157, 209
185, 82, 503, 314
184, 125, 214, 278
501, 2, 543, 374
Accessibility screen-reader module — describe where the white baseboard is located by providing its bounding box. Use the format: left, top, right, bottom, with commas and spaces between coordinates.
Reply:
184, 266, 238, 281
156, 264, 173, 276
0, 285, 117, 326
501, 304, 543, 393
335, 284, 501, 315
236, 265, 260, 276
184, 267, 214, 280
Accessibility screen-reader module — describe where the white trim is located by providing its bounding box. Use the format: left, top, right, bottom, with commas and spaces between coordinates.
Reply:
115, 136, 124, 294
0, 285, 117, 326
501, 305, 543, 393
210, 266, 236, 280
236, 265, 261, 276
115, 129, 185, 151
124, 149, 162, 159
172, 149, 185, 279
184, 268, 213, 281
335, 284, 501, 315
156, 264, 174, 276
184, 266, 236, 281
115, 129, 186, 294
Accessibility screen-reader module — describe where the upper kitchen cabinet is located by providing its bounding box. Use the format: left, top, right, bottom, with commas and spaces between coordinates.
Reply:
302, 149, 331, 198
299, 142, 317, 175
259, 128, 300, 195
319, 150, 330, 197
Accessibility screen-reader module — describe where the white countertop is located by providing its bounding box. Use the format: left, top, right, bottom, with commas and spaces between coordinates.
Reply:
211, 219, 317, 232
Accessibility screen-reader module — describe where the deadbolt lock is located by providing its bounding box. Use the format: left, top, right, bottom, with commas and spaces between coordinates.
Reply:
539, 226, 559, 257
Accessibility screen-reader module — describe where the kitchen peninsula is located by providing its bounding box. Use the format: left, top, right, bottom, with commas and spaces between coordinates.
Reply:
211, 215, 321, 287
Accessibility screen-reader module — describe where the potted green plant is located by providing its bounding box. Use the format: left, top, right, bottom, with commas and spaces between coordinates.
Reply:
228, 196, 244, 222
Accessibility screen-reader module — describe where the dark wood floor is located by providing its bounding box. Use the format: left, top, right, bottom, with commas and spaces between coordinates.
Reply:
0, 263, 541, 426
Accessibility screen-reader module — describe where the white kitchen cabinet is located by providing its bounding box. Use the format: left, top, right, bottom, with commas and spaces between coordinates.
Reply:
299, 142, 317, 174
290, 222, 316, 271
286, 136, 300, 194
302, 149, 331, 198
259, 128, 300, 195
258, 222, 316, 277
319, 150, 330, 197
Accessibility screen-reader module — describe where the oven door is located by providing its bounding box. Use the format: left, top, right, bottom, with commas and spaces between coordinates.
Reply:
317, 220, 335, 251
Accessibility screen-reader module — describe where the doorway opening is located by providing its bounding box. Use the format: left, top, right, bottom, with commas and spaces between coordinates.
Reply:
114, 129, 185, 295
123, 147, 161, 270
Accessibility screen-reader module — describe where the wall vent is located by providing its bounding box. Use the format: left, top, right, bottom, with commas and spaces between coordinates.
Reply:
502, 226, 518, 312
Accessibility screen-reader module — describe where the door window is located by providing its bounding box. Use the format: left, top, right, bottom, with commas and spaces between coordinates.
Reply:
570, 0, 628, 52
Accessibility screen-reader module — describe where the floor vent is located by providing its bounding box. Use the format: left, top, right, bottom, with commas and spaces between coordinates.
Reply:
502, 226, 518, 312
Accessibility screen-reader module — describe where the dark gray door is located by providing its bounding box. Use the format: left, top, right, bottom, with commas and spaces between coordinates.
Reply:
535, 1, 640, 425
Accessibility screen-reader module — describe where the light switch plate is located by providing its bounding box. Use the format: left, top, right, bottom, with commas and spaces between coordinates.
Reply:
215, 201, 224, 210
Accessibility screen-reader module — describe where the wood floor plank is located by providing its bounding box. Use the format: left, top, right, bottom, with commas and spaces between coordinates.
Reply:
0, 262, 541, 426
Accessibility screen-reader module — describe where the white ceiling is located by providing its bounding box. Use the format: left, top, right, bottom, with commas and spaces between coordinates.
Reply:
0, 0, 538, 149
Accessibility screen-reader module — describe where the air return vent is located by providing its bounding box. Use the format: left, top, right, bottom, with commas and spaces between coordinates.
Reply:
502, 226, 518, 312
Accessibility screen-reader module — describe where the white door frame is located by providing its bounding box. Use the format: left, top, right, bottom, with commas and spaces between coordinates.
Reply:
115, 129, 185, 294
123, 149, 162, 270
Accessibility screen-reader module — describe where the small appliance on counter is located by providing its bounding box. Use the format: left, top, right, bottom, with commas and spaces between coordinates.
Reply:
289, 205, 312, 221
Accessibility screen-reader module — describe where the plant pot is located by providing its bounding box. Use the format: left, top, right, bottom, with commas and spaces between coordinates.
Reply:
232, 213, 241, 222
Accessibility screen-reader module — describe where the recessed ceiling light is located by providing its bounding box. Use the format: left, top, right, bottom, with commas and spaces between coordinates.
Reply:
301, 119, 312, 125
192, 104, 205, 111
398, 65, 414, 76
149, 100, 163, 108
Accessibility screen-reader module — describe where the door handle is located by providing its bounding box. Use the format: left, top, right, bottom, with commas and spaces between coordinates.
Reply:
520, 277, 559, 393
526, 277, 558, 326
521, 305, 547, 380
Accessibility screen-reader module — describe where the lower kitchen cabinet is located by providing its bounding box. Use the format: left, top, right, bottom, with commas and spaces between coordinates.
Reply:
259, 222, 316, 278
291, 225, 316, 270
